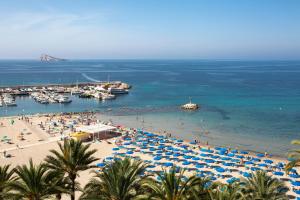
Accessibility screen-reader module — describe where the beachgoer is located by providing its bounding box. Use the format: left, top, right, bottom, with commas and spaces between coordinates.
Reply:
3, 150, 6, 158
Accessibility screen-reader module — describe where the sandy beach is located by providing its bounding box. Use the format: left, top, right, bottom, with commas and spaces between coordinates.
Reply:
0, 112, 299, 199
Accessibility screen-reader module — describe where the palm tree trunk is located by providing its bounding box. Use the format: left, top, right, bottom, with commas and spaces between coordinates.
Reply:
71, 176, 76, 200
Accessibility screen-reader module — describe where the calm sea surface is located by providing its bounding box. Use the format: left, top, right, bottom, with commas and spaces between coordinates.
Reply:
0, 60, 300, 156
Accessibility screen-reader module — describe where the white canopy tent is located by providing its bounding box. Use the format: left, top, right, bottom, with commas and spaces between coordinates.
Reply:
76, 123, 117, 141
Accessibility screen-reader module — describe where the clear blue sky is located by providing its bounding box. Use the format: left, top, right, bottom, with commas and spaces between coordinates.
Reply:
0, 0, 299, 59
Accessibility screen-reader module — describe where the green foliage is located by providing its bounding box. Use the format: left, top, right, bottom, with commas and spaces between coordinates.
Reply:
10, 159, 63, 200
44, 139, 98, 200
240, 171, 288, 200
286, 140, 300, 172
0, 165, 16, 200
80, 157, 148, 200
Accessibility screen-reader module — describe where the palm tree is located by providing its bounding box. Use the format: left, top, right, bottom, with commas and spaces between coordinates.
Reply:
240, 171, 288, 200
10, 159, 63, 200
286, 140, 300, 172
45, 139, 98, 200
80, 157, 148, 200
0, 165, 16, 200
208, 183, 244, 200
141, 167, 201, 200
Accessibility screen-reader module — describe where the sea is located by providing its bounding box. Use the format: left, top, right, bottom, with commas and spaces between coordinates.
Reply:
0, 59, 300, 157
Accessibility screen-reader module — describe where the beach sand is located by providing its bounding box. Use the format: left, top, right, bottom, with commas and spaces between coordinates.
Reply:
0, 112, 298, 199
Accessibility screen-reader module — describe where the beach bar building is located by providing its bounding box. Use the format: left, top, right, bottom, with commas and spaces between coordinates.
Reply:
75, 123, 118, 141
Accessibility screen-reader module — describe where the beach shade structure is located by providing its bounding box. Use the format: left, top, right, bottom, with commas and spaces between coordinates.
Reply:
165, 152, 173, 156
258, 163, 268, 167
264, 159, 273, 164
243, 172, 252, 178
211, 155, 220, 159
256, 153, 265, 158
96, 163, 106, 167
153, 156, 162, 161
200, 153, 209, 157
182, 150, 190, 154
175, 139, 183, 143
126, 151, 134, 155
182, 161, 191, 165
183, 155, 192, 159
240, 151, 249, 154
227, 177, 240, 184
192, 157, 200, 161
236, 155, 244, 159
105, 157, 114, 160
273, 171, 284, 176
190, 141, 197, 144
149, 147, 156, 151
220, 157, 231, 161
124, 138, 132, 141
123, 142, 131, 145
252, 158, 261, 162
277, 162, 285, 168
166, 146, 174, 150
173, 153, 181, 157
227, 153, 235, 157
223, 162, 234, 167
250, 167, 261, 171
196, 164, 205, 168
157, 145, 165, 149
289, 174, 300, 178
292, 181, 300, 187
215, 167, 226, 173
245, 161, 254, 165
112, 147, 120, 151
147, 165, 156, 169
204, 159, 214, 164
295, 190, 300, 195
140, 146, 148, 149
163, 162, 173, 167
231, 149, 238, 154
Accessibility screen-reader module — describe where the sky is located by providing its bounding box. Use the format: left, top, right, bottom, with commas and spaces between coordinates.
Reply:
0, 0, 299, 60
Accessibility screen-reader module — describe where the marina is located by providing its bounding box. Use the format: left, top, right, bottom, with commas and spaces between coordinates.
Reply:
0, 81, 131, 106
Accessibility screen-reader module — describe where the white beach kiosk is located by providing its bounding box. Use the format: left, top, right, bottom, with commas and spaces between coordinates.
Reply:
76, 123, 117, 141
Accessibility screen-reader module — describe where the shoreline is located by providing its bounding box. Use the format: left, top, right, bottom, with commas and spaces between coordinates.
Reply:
0, 111, 288, 161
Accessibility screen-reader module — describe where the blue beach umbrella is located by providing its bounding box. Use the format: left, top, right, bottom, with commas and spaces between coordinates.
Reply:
216, 167, 226, 173
204, 159, 214, 163
243, 172, 252, 178
227, 153, 235, 157
245, 161, 254, 165
231, 149, 238, 153
112, 147, 120, 151
153, 156, 162, 161
126, 151, 134, 155
96, 163, 106, 167
240, 151, 249, 154
183, 155, 192, 159
273, 171, 284, 176
165, 152, 173, 155
196, 164, 205, 168
236, 155, 244, 159
250, 167, 261, 171
211, 155, 220, 159
256, 153, 265, 157
182, 161, 191, 165
192, 157, 200, 161
292, 181, 300, 186
264, 159, 273, 164
289, 174, 300, 178
163, 162, 173, 167
258, 163, 268, 167
252, 158, 261, 162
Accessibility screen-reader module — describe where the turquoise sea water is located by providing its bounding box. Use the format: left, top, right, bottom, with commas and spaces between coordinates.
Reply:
0, 60, 300, 156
